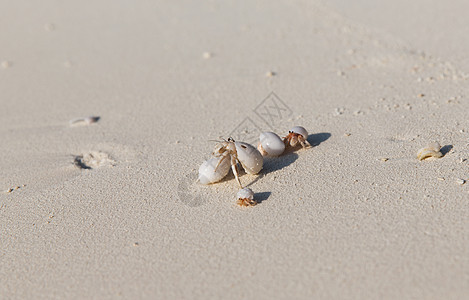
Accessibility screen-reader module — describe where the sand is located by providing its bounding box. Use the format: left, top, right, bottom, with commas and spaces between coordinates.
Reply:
1, 0, 469, 299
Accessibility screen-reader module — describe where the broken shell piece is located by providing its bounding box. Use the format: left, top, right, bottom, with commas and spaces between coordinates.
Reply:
417, 142, 443, 160
258, 132, 285, 156
69, 116, 100, 126
236, 188, 256, 207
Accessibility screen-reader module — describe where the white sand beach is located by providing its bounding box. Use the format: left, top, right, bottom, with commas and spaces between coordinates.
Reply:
1, 1, 468, 299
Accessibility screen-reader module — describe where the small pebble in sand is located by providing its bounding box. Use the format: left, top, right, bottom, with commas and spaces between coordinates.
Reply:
380, 158, 389, 162
236, 188, 256, 207
456, 179, 466, 185
353, 110, 364, 116
266, 71, 276, 77
5, 188, 13, 193
417, 142, 443, 161
344, 133, 351, 137
44, 23, 56, 31
437, 177, 445, 181
69, 116, 100, 126
418, 94, 425, 98
334, 107, 345, 115
1, 61, 11, 69
203, 52, 212, 59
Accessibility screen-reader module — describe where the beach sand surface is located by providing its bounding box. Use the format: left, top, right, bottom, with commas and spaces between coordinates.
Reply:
1, 1, 468, 299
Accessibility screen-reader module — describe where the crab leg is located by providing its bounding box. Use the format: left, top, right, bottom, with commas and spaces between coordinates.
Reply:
230, 155, 243, 188
299, 136, 311, 148
214, 152, 229, 172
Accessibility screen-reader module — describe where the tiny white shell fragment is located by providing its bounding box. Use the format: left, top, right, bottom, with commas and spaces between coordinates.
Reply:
290, 126, 308, 139
1, 61, 11, 69
236, 187, 256, 207
417, 142, 443, 160
69, 116, 100, 126
234, 142, 263, 174
258, 132, 285, 156
198, 156, 231, 185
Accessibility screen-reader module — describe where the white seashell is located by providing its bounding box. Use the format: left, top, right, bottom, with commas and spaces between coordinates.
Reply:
237, 187, 254, 200
234, 142, 263, 174
236, 187, 256, 207
290, 126, 308, 139
198, 156, 231, 185
258, 132, 285, 156
417, 142, 443, 160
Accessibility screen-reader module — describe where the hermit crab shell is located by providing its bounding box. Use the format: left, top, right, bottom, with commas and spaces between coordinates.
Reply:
198, 156, 231, 185
237, 187, 254, 200
290, 126, 308, 139
234, 142, 263, 174
258, 132, 285, 156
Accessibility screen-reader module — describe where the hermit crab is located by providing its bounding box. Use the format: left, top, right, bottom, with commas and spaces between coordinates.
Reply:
198, 138, 263, 188
283, 126, 311, 149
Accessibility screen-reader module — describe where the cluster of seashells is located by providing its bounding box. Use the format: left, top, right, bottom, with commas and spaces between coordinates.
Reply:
198, 126, 311, 207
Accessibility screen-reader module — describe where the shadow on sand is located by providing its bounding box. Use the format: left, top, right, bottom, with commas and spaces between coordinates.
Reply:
440, 145, 453, 156
254, 191, 272, 204
307, 132, 331, 147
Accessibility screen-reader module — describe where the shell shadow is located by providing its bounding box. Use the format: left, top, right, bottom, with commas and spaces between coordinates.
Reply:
254, 191, 271, 204
440, 145, 453, 156
244, 153, 298, 187
307, 132, 331, 147
262, 153, 299, 174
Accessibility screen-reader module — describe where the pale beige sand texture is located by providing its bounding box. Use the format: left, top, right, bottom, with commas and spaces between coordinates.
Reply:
1, 1, 469, 299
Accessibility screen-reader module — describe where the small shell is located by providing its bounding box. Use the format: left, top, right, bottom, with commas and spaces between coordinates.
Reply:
234, 142, 263, 174
417, 142, 443, 160
258, 132, 285, 156
69, 116, 100, 126
236, 188, 256, 206
290, 126, 308, 139
198, 156, 231, 184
